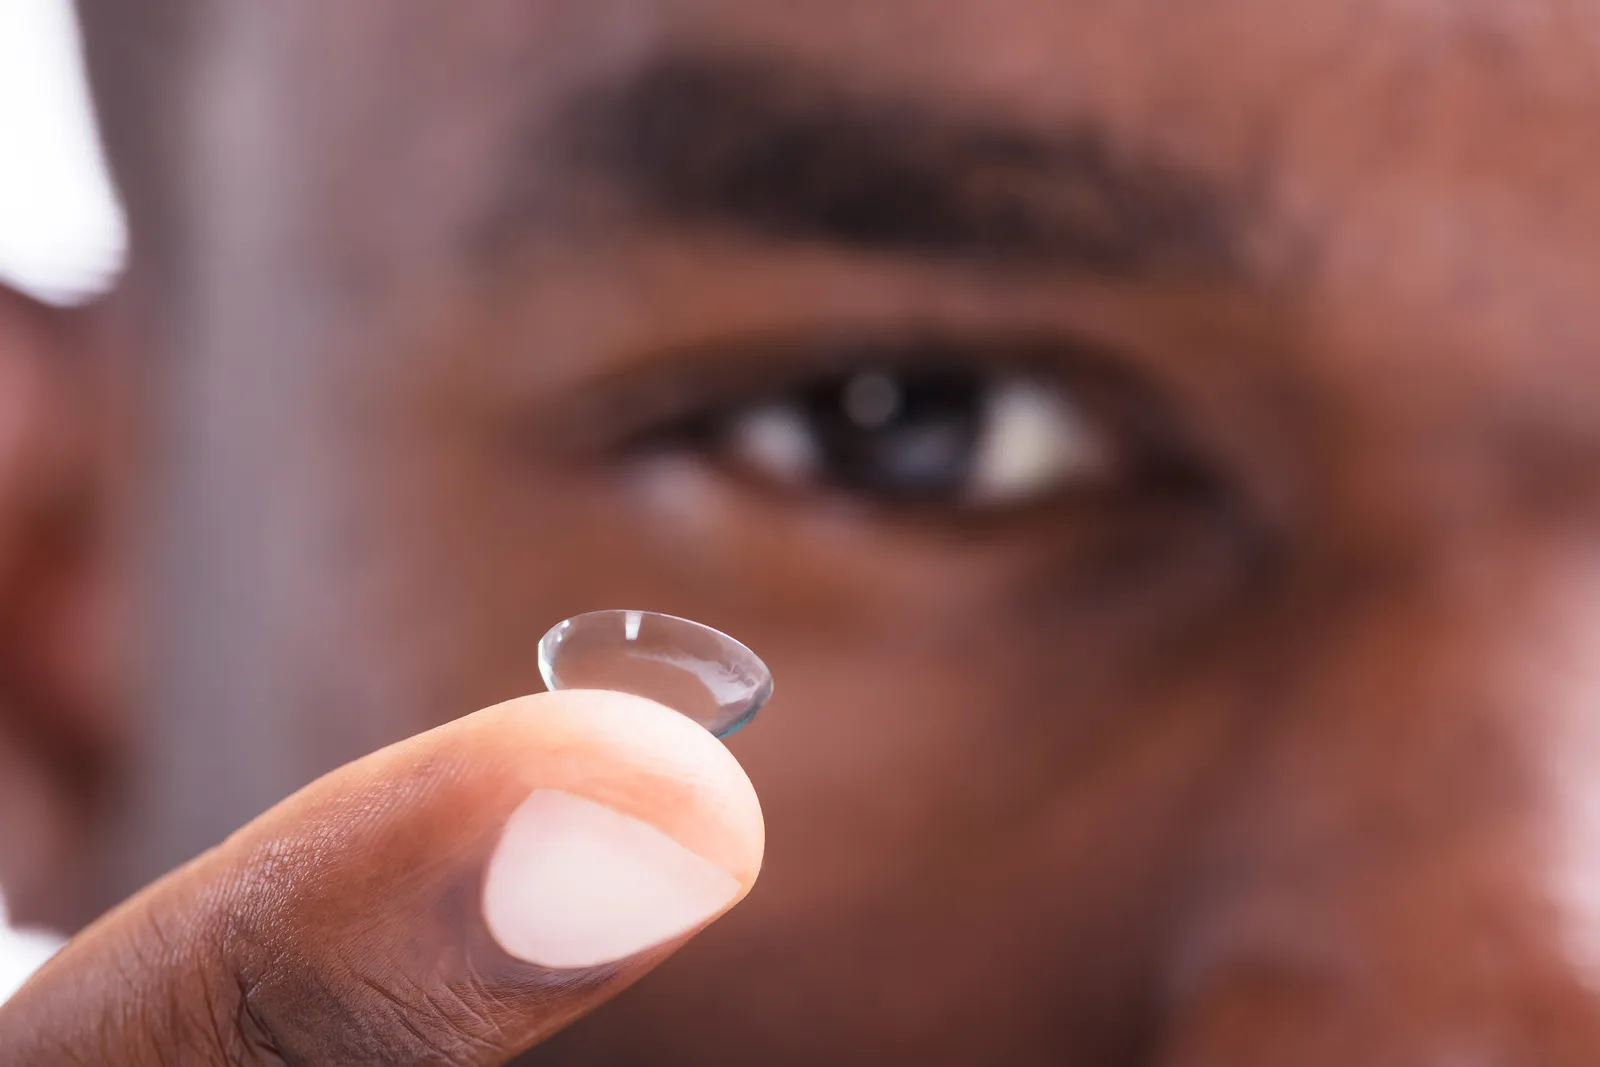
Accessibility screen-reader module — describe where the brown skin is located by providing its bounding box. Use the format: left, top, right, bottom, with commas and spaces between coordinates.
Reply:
5, 0, 1600, 1062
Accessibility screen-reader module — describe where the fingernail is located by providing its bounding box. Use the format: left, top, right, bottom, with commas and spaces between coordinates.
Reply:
483, 789, 742, 969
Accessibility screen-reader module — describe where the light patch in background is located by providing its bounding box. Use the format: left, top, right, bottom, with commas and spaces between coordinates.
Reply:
0, 887, 62, 1004
0, 0, 126, 306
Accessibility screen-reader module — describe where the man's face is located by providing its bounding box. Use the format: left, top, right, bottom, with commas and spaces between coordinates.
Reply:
107, 0, 1600, 1062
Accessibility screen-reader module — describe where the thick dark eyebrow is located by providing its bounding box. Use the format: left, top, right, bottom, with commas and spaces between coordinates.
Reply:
558, 53, 1245, 279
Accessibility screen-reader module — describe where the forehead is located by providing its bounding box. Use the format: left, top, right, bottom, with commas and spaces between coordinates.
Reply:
196, 0, 1600, 427
277, 0, 1600, 166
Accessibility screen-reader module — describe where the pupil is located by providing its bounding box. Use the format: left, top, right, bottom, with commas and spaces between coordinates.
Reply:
799, 367, 983, 499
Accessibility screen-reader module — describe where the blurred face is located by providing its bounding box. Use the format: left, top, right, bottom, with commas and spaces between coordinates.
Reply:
102, 0, 1600, 1062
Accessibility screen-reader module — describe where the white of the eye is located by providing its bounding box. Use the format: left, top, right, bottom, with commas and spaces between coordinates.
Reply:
726, 403, 818, 483
966, 379, 1107, 504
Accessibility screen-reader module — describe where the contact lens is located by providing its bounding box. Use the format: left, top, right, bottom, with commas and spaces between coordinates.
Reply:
537, 610, 773, 738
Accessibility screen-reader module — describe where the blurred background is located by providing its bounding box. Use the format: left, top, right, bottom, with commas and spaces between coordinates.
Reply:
0, 0, 123, 306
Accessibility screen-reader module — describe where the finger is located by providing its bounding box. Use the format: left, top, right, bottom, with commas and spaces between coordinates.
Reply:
0, 690, 764, 1066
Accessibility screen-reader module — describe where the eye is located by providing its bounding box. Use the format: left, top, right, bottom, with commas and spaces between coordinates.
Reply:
706, 364, 1110, 508
546, 330, 1219, 519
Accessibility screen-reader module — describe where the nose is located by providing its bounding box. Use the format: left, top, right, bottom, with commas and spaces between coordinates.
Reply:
1157, 548, 1600, 1066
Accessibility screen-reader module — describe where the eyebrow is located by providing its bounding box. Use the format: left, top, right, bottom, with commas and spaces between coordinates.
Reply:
557, 53, 1246, 279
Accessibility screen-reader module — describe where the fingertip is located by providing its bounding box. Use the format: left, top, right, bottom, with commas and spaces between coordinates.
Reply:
466, 691, 763, 968
473, 689, 764, 887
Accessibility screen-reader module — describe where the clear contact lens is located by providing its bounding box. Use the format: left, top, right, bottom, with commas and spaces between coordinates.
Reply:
537, 610, 773, 738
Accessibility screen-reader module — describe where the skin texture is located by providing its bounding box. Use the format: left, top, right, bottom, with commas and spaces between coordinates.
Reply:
5, 0, 1600, 1063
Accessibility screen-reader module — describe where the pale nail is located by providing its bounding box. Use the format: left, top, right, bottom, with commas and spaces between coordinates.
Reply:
483, 789, 741, 969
